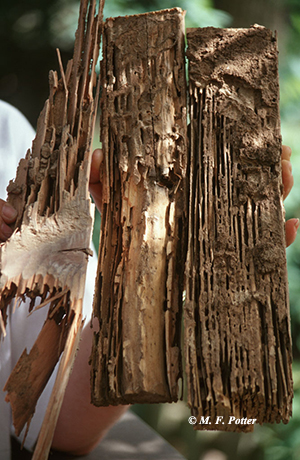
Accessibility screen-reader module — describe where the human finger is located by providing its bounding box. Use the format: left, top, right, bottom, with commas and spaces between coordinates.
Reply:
0, 199, 17, 242
285, 218, 299, 247
89, 149, 103, 213
282, 145, 292, 162
282, 159, 294, 201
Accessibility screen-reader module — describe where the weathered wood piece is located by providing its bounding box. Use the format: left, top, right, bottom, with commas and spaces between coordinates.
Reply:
185, 25, 293, 432
0, 0, 104, 457
90, 8, 187, 405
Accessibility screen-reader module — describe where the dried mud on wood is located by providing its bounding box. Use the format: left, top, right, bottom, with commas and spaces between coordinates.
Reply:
185, 25, 293, 432
90, 8, 187, 405
0, 0, 104, 457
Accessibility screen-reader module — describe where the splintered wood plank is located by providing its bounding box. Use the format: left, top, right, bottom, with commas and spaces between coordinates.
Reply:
185, 25, 293, 432
90, 8, 187, 405
0, 1, 104, 458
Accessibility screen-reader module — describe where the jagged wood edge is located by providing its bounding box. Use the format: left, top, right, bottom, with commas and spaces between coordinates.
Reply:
0, 1, 105, 458
31, 2, 104, 457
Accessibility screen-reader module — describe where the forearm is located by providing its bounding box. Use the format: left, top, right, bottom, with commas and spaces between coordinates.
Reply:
51, 322, 128, 456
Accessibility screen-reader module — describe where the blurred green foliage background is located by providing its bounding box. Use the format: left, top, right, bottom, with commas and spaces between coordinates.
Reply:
1, 0, 300, 459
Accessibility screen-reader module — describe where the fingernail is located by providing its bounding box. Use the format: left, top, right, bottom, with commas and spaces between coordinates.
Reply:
1, 223, 13, 238
294, 219, 300, 231
2, 204, 17, 220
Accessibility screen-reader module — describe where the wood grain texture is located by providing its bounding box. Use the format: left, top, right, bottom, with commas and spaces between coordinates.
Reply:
0, 1, 104, 457
90, 8, 187, 405
185, 25, 293, 432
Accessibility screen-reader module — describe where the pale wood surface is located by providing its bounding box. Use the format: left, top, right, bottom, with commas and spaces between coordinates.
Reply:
91, 8, 187, 406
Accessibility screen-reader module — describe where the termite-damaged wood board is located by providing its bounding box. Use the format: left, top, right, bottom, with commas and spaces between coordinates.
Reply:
90, 7, 187, 406
185, 25, 293, 431
0, 1, 104, 458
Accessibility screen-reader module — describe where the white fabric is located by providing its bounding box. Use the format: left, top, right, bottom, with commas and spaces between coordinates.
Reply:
0, 101, 97, 457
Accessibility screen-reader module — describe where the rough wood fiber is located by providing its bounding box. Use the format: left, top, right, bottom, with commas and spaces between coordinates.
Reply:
0, 1, 104, 457
185, 25, 293, 432
91, 8, 187, 405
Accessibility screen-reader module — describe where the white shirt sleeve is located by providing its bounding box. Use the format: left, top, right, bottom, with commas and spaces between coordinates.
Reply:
0, 100, 35, 199
0, 100, 36, 456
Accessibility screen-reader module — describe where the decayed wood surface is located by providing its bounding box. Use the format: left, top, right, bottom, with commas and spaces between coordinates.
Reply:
185, 25, 293, 431
0, 0, 104, 457
90, 8, 187, 405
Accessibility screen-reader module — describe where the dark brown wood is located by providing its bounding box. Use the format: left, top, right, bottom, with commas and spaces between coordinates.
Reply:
90, 8, 187, 406
185, 25, 293, 431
